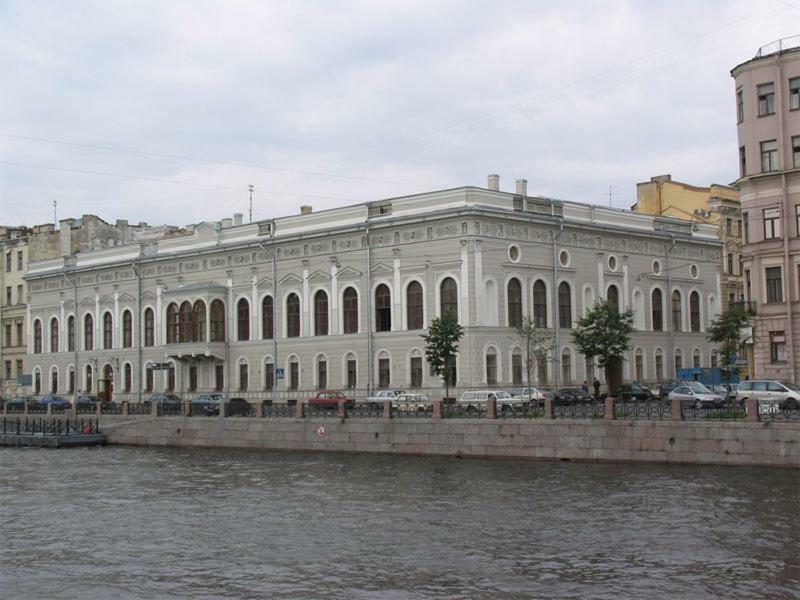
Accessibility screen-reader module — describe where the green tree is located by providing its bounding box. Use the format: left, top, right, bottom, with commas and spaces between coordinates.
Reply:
421, 312, 464, 400
516, 316, 554, 399
571, 300, 634, 391
706, 306, 752, 391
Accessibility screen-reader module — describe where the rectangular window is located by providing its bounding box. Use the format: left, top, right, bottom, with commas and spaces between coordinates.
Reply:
737, 219, 742, 237
793, 136, 800, 168
726, 218, 732, 236
766, 266, 783, 303
17, 251, 22, 271
743, 213, 749, 243
486, 353, 497, 386
536, 355, 548, 385
17, 285, 23, 304
790, 77, 800, 110
512, 354, 523, 385
744, 269, 751, 301
239, 364, 248, 391
761, 140, 778, 172
758, 82, 775, 116
16, 322, 22, 346
736, 88, 744, 123
727, 253, 734, 274
68, 369, 75, 394
189, 366, 197, 392
347, 359, 357, 389
378, 358, 390, 389
317, 360, 327, 390
146, 368, 154, 393
739, 146, 746, 178
5, 287, 10, 306
635, 354, 643, 382
265, 362, 274, 390
770, 331, 786, 362
655, 355, 663, 382
290, 362, 298, 391
763, 207, 781, 239
4, 323, 10, 347
4, 253, 9, 273
215, 364, 224, 392
561, 353, 571, 384
410, 356, 422, 388
4, 361, 10, 380
796, 205, 800, 237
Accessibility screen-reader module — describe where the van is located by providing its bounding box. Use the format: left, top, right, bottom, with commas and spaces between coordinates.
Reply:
736, 380, 800, 411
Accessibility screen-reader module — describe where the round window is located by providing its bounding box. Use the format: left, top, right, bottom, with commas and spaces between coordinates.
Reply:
559, 250, 570, 267
608, 255, 618, 271
508, 245, 520, 263
690, 264, 699, 279
652, 260, 661, 275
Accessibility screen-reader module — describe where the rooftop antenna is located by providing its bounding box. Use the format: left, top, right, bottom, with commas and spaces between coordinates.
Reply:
53, 200, 57, 225
248, 184, 254, 223
608, 185, 616, 208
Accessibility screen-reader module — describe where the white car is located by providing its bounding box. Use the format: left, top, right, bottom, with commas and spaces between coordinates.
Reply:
458, 390, 526, 412
668, 382, 726, 409
393, 393, 433, 413
736, 380, 800, 414
363, 389, 406, 408
510, 387, 548, 401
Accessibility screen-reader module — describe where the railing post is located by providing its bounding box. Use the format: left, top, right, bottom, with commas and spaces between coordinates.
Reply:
297, 401, 306, 419
151, 401, 159, 417
671, 397, 683, 421
46, 403, 52, 416
746, 397, 759, 422
183, 400, 191, 417
486, 398, 496, 419
383, 399, 392, 419
338, 398, 347, 418
219, 399, 227, 419
23, 400, 29, 415
255, 402, 263, 418
544, 397, 553, 419
96, 401, 102, 416
604, 396, 615, 420
121, 400, 129, 416
432, 399, 442, 419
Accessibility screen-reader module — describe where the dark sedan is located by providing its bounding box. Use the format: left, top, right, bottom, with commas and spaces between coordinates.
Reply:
552, 387, 595, 405
37, 395, 72, 409
612, 384, 654, 402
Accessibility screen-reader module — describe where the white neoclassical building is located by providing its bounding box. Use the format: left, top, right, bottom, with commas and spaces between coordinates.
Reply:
25, 176, 724, 402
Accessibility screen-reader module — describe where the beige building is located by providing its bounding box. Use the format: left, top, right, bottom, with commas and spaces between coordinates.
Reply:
1, 226, 31, 396
732, 36, 800, 381
633, 175, 743, 312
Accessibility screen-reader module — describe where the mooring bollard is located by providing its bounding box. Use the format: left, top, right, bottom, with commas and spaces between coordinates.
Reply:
121, 400, 129, 416
544, 397, 553, 419
486, 398, 496, 419
432, 399, 442, 419
604, 396, 615, 420
338, 398, 347, 418
255, 402, 263, 418
151, 401, 159, 417
96, 401, 102, 416
383, 399, 392, 419
183, 400, 191, 417
746, 397, 759, 422
671, 397, 683, 421
296, 401, 306, 419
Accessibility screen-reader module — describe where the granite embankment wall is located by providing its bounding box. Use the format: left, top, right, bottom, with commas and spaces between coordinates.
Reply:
95, 415, 800, 468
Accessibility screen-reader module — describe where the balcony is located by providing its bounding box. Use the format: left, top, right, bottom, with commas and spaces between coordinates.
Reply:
165, 341, 227, 362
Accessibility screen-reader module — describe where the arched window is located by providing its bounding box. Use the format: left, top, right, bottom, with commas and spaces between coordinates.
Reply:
607, 285, 619, 311
286, 293, 300, 338
237, 298, 250, 341
693, 349, 701, 368
193, 301, 206, 342
51, 368, 58, 393
533, 281, 547, 327
166, 303, 179, 343
440, 278, 458, 319
67, 315, 75, 352
652, 289, 663, 331
124, 363, 132, 392
50, 317, 59, 353
178, 301, 192, 342
561, 349, 572, 384
486, 348, 497, 385
634, 348, 644, 381
316, 355, 328, 389
314, 290, 329, 336
558, 282, 571, 328
144, 308, 155, 346
210, 299, 226, 341
674, 349, 683, 373
655, 349, 664, 382
262, 296, 274, 340
690, 291, 700, 332
84, 314, 94, 351
122, 310, 133, 348
375, 284, 391, 332
103, 312, 113, 349
512, 350, 523, 385
507, 278, 522, 328
343, 287, 359, 334
85, 364, 93, 392
671, 290, 682, 332
34, 370, 41, 394
33, 319, 42, 354
632, 290, 645, 330
406, 282, 423, 330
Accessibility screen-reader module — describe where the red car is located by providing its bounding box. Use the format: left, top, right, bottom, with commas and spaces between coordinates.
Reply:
307, 390, 355, 410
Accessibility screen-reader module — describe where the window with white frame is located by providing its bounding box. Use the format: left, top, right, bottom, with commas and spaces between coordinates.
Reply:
757, 82, 775, 116
760, 140, 778, 172
763, 207, 780, 239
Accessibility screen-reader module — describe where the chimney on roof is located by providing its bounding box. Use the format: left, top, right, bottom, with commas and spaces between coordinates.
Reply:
300, 205, 313, 215
515, 178, 527, 196
233, 213, 243, 226
487, 174, 500, 191
220, 218, 232, 229
58, 219, 73, 257
651, 174, 672, 184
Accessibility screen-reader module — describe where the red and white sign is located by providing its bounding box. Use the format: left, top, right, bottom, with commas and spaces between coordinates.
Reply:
316, 425, 326, 438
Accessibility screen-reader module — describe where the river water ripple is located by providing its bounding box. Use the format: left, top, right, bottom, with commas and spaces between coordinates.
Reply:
1, 447, 798, 599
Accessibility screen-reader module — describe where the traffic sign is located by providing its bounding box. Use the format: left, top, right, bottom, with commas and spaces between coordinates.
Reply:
275, 367, 285, 379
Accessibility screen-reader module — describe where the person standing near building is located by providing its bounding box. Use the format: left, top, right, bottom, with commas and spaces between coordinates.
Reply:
593, 378, 601, 401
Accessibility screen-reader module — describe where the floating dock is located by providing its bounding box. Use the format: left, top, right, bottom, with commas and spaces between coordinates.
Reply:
0, 417, 106, 447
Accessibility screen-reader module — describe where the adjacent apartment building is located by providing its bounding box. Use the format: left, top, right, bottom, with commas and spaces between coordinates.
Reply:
732, 36, 800, 381
1, 226, 31, 396
25, 176, 724, 403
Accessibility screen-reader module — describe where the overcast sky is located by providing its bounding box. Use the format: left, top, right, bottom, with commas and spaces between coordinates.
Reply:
1, 0, 798, 228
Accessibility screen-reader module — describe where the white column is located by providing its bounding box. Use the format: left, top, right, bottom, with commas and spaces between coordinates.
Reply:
302, 265, 310, 337
26, 303, 32, 350
597, 258, 605, 301
227, 278, 234, 342
460, 240, 470, 325
59, 300, 65, 353
94, 293, 100, 345
622, 264, 629, 310
392, 253, 401, 331
474, 240, 484, 325
330, 263, 339, 335
156, 287, 163, 346
113, 291, 120, 349
251, 274, 259, 340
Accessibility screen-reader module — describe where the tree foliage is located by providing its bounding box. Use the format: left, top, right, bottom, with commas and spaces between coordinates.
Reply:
571, 300, 634, 386
706, 306, 752, 386
421, 312, 464, 400
516, 316, 554, 394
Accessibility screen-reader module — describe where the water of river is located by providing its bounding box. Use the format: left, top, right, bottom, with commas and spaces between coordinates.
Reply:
0, 447, 797, 599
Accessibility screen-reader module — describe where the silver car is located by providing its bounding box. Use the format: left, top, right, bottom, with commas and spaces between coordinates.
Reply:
736, 380, 800, 412
668, 382, 726, 409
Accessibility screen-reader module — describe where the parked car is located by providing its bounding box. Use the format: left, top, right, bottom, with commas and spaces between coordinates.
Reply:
457, 390, 526, 412
7, 395, 34, 410
658, 379, 690, 399
611, 383, 654, 402
307, 390, 355, 410
225, 397, 253, 417
510, 387, 549, 401
363, 389, 406, 409
191, 393, 224, 416
147, 393, 182, 406
736, 380, 800, 412
37, 394, 72, 409
552, 387, 595, 405
75, 394, 100, 410
393, 393, 433, 412
710, 383, 738, 401
668, 382, 726, 409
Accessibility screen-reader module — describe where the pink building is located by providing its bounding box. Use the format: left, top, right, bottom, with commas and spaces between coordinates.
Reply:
732, 37, 800, 380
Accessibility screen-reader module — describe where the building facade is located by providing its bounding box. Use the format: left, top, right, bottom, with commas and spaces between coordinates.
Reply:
1, 226, 31, 396
25, 177, 723, 402
732, 36, 800, 381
